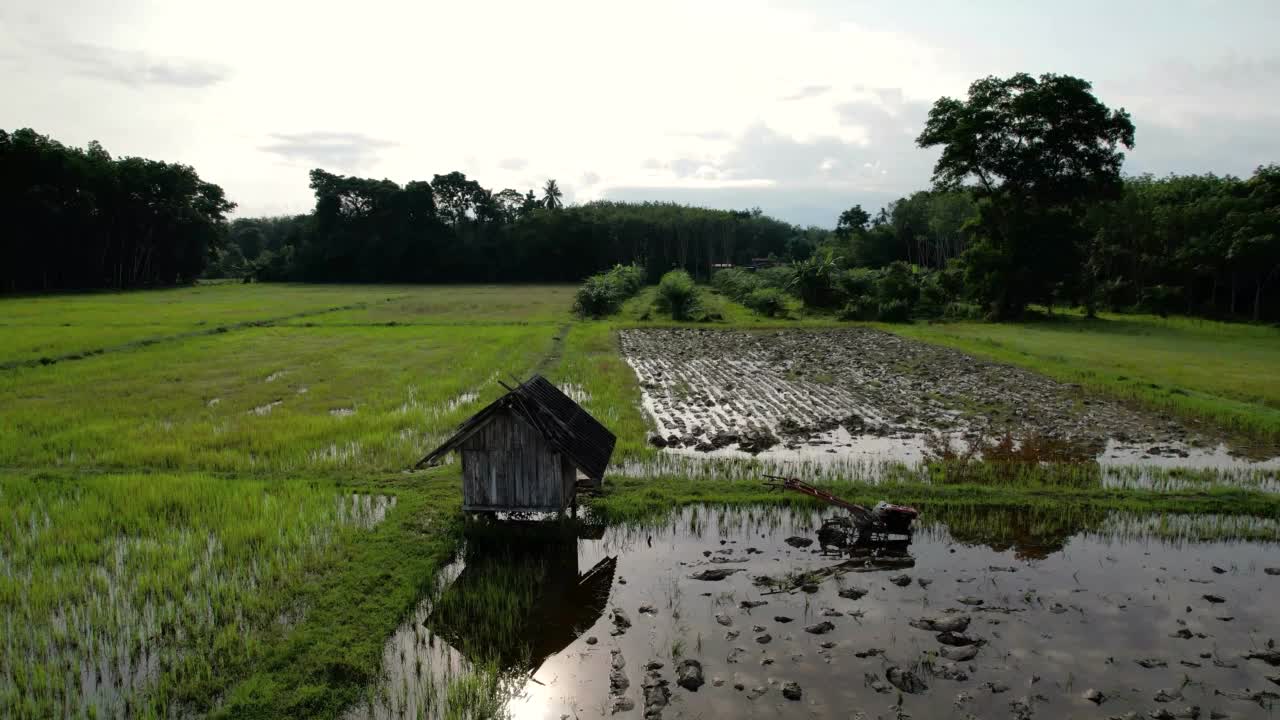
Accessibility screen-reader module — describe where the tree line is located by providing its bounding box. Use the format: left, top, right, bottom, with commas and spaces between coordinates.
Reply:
1, 129, 234, 292
217, 171, 808, 285
5, 71, 1278, 322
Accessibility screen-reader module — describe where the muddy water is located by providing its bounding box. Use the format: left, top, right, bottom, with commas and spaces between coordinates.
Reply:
349, 507, 1280, 719
620, 328, 1280, 471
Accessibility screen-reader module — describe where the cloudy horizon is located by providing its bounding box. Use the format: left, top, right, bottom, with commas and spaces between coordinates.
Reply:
3, 0, 1278, 227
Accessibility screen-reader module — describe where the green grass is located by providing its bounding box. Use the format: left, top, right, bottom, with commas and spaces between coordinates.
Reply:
0, 283, 413, 365
0, 471, 423, 718
3, 283, 1279, 719
879, 310, 1280, 444
0, 325, 555, 472
279, 284, 576, 326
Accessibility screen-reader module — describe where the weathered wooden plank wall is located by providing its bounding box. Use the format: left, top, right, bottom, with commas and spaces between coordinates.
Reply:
459, 409, 576, 511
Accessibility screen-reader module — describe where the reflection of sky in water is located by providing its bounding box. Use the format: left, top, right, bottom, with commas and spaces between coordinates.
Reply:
351, 508, 1280, 719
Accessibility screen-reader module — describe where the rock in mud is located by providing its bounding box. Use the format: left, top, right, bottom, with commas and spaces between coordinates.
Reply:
727, 647, 748, 664
1268, 674, 1280, 686
1203, 594, 1226, 604
839, 586, 869, 600
782, 681, 803, 701
689, 568, 742, 581
1148, 707, 1202, 720
865, 673, 892, 694
638, 604, 657, 615
644, 661, 664, 671
611, 608, 632, 635
918, 577, 933, 588
610, 650, 630, 694
1083, 688, 1106, 704
937, 631, 984, 647
1246, 649, 1280, 666
675, 659, 704, 691
1010, 696, 1034, 720
739, 599, 767, 609
958, 596, 985, 606
1136, 657, 1168, 669
773, 615, 793, 623
911, 615, 971, 633
984, 681, 1010, 694
1154, 688, 1184, 703
755, 633, 772, 644
611, 697, 635, 714
890, 574, 912, 586
747, 686, 768, 700
941, 644, 980, 662
932, 662, 969, 681
714, 612, 732, 626
887, 666, 928, 694
821, 608, 843, 617
784, 536, 814, 548
1266, 568, 1280, 576
804, 621, 835, 635
647, 434, 668, 448
641, 670, 670, 719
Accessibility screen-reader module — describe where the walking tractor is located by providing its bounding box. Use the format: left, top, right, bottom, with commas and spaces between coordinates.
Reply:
763, 475, 919, 547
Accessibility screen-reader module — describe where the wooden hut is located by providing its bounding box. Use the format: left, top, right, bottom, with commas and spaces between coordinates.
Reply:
416, 375, 616, 513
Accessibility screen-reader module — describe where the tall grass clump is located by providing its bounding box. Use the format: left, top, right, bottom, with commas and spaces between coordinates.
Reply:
573, 263, 645, 318
711, 268, 788, 317
655, 269, 702, 321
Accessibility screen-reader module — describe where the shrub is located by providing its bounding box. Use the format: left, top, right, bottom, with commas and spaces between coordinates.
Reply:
877, 261, 920, 306
790, 249, 842, 307
943, 301, 985, 320
743, 288, 787, 317
712, 268, 760, 299
573, 275, 622, 318
877, 299, 912, 322
755, 265, 797, 292
835, 268, 878, 303
838, 294, 879, 321
656, 269, 701, 320
606, 262, 646, 297
573, 262, 646, 318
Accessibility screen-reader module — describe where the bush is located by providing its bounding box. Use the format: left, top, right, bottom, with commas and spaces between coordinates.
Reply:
712, 267, 760, 299
743, 288, 787, 317
605, 262, 646, 296
573, 263, 646, 318
755, 265, 797, 292
877, 299, 912, 322
838, 295, 879, 321
573, 275, 623, 318
656, 269, 701, 320
943, 301, 985, 320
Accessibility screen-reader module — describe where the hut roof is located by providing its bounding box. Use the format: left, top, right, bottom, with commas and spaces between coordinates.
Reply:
416, 374, 616, 480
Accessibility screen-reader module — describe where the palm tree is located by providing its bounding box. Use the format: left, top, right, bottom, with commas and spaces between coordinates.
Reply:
542, 179, 563, 210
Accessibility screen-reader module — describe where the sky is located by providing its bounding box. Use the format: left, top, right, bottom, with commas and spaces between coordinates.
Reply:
3, 0, 1278, 227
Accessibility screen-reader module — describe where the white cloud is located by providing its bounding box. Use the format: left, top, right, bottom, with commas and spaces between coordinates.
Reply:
1, 0, 1278, 224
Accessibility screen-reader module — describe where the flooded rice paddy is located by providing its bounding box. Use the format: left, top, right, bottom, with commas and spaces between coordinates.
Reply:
348, 506, 1280, 720
619, 328, 1280, 476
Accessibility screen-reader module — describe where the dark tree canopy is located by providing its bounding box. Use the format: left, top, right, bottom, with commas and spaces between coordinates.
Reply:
0, 128, 234, 292
918, 73, 1135, 204
916, 73, 1136, 318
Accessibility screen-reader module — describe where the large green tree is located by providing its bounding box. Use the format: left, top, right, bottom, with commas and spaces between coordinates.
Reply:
917, 73, 1135, 317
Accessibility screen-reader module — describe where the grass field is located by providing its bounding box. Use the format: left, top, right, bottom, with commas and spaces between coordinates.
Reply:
881, 310, 1280, 445
0, 284, 417, 365
1, 282, 1278, 719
